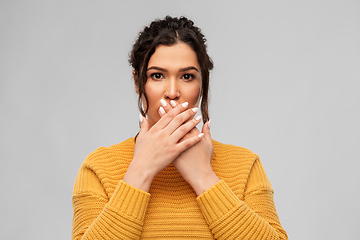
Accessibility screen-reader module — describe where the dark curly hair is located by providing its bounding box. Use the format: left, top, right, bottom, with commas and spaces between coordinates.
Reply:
129, 16, 214, 123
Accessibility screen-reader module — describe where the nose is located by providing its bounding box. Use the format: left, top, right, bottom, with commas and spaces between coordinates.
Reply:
164, 79, 180, 101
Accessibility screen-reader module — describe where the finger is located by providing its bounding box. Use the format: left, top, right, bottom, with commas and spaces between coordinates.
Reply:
169, 100, 178, 108
201, 119, 212, 143
137, 114, 149, 139
152, 102, 189, 130
171, 115, 202, 140
160, 99, 174, 113
165, 107, 199, 135
176, 131, 203, 153
158, 106, 166, 118
169, 100, 199, 124
177, 126, 200, 143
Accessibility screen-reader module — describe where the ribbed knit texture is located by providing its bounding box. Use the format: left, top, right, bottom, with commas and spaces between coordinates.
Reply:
72, 138, 287, 239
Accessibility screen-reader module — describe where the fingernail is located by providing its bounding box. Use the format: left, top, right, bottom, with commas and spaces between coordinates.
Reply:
198, 133, 204, 138
160, 99, 167, 107
159, 106, 165, 114
208, 119, 211, 129
139, 113, 143, 123
192, 107, 198, 113
170, 100, 177, 107
195, 115, 202, 121
182, 102, 188, 108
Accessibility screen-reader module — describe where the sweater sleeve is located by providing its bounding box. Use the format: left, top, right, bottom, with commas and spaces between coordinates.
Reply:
72, 164, 150, 240
196, 157, 288, 240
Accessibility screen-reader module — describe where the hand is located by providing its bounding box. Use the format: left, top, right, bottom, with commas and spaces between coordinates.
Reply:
159, 100, 220, 196
123, 102, 203, 192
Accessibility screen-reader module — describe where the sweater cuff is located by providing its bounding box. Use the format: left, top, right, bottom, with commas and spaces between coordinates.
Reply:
108, 180, 150, 221
196, 180, 240, 225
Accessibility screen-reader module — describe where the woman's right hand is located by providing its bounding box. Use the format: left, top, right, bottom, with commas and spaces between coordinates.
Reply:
123, 102, 202, 192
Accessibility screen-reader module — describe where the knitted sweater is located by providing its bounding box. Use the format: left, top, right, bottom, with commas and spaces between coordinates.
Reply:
72, 138, 288, 239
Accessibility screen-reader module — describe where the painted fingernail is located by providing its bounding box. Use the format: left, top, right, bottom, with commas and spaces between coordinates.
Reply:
208, 119, 211, 129
198, 133, 204, 138
192, 107, 198, 113
159, 106, 165, 114
139, 113, 143, 123
170, 100, 177, 107
182, 102, 188, 108
160, 99, 167, 107
195, 115, 202, 121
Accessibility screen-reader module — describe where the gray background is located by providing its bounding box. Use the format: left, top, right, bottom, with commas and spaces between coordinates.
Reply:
1, 0, 359, 239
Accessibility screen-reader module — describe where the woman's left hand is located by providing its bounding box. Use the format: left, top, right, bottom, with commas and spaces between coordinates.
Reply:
159, 100, 220, 196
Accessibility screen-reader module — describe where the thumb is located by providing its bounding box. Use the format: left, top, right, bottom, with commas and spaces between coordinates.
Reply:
137, 114, 149, 139
201, 119, 212, 143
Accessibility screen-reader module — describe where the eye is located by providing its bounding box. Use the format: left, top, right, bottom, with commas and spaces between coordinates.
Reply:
182, 74, 195, 81
150, 73, 164, 80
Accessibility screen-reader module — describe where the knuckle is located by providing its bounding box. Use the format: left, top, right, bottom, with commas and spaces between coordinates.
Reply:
178, 125, 188, 134
164, 106, 171, 112
183, 140, 192, 148
187, 109, 195, 116
167, 109, 179, 119
159, 130, 166, 139
166, 111, 175, 119
192, 118, 199, 125
174, 114, 185, 123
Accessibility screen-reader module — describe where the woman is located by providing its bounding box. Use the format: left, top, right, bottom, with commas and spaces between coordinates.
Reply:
72, 16, 288, 239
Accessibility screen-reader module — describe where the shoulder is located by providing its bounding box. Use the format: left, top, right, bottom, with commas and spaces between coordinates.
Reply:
212, 139, 259, 164
83, 137, 135, 168
74, 138, 135, 197
211, 139, 260, 177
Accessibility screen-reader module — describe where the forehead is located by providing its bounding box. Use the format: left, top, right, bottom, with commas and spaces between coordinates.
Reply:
148, 42, 199, 70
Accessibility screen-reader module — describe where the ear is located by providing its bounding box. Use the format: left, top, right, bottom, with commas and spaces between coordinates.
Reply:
133, 70, 139, 95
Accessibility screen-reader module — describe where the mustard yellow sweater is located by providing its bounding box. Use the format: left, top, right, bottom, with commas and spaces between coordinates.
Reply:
72, 138, 287, 239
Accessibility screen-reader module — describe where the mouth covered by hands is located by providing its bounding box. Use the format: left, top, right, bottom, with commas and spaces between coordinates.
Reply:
123, 100, 204, 193
123, 98, 219, 195
158, 99, 219, 196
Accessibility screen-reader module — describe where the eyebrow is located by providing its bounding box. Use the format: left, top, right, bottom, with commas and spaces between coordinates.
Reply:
147, 66, 199, 72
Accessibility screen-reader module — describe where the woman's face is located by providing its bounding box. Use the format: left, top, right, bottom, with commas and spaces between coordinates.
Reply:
141, 42, 202, 128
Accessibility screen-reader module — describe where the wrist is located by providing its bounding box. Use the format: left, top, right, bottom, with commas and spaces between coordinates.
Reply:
123, 163, 155, 193
192, 171, 220, 196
